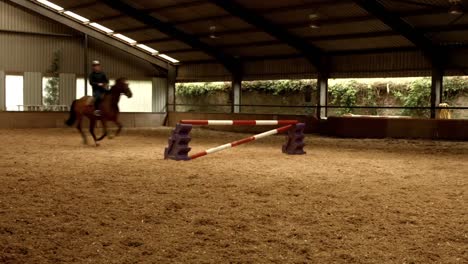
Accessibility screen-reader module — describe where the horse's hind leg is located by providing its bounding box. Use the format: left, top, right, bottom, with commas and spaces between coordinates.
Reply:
115, 121, 123, 137
76, 116, 87, 145
97, 120, 108, 141
89, 119, 99, 146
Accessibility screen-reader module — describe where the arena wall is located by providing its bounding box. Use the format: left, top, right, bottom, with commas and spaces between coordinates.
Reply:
0, 112, 166, 129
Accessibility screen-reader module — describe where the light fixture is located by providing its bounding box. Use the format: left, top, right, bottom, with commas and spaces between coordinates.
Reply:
113, 33, 137, 45
36, 0, 63, 11
309, 13, 321, 29
209, 25, 219, 39
158, 54, 180, 63
137, 44, 159, 55
89, 22, 113, 34
449, 0, 464, 15
63, 11, 89, 23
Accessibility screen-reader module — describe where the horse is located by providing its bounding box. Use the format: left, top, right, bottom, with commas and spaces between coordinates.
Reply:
65, 78, 133, 146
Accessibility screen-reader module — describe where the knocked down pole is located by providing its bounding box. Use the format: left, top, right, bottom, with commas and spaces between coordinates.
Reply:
190, 125, 293, 160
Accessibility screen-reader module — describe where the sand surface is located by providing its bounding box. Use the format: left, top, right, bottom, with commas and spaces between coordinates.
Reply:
0, 128, 467, 263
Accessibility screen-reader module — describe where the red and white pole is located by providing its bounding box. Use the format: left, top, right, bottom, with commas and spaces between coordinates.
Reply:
190, 124, 293, 160
180, 120, 298, 126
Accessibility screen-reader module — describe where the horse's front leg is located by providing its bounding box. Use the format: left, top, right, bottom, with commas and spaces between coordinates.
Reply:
97, 120, 108, 141
115, 120, 123, 137
89, 119, 99, 147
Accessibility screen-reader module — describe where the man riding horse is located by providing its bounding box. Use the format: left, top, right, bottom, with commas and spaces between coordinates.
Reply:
65, 61, 133, 146
89, 60, 109, 116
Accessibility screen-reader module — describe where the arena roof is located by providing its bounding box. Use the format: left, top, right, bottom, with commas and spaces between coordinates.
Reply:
27, 0, 468, 79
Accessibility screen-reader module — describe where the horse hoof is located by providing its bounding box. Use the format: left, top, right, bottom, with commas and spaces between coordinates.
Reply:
95, 143, 100, 147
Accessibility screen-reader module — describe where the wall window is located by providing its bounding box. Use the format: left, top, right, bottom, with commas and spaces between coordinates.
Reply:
5, 75, 23, 111
76, 78, 90, 99
119, 79, 152, 112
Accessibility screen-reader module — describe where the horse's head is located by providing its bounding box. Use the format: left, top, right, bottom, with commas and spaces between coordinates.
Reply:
113, 78, 133, 98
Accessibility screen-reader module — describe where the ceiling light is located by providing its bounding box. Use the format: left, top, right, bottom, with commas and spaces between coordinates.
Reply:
137, 44, 159, 55
449, 2, 464, 15
158, 54, 179, 63
310, 22, 321, 29
89, 22, 113, 34
309, 13, 319, 20
309, 13, 321, 29
209, 26, 219, 39
36, 0, 63, 11
113, 33, 137, 45
63, 11, 89, 23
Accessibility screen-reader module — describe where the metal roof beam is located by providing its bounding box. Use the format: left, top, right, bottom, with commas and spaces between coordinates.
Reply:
100, 0, 239, 73
95, 0, 208, 22
8, 0, 168, 69
353, 0, 444, 63
205, 1, 324, 67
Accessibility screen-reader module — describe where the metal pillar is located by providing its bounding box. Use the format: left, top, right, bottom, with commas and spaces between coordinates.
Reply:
83, 34, 89, 96
430, 66, 443, 119
232, 68, 242, 113
316, 70, 329, 119
167, 64, 177, 112
0, 71, 5, 111
152, 77, 168, 112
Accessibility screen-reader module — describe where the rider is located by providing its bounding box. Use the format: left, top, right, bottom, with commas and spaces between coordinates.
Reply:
89, 60, 109, 116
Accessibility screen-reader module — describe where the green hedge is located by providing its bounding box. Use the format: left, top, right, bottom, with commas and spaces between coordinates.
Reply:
176, 77, 468, 116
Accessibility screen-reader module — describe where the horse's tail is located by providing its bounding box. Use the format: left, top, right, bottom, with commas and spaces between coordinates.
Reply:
65, 100, 77, 126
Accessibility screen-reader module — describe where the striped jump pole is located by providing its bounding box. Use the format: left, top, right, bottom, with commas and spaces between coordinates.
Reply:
190, 125, 293, 160
180, 120, 298, 126
164, 120, 306, 161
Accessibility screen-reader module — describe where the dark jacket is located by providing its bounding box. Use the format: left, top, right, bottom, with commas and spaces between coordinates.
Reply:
89, 71, 109, 93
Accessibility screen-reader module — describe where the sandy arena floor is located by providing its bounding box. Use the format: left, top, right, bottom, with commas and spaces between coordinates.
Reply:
0, 127, 467, 263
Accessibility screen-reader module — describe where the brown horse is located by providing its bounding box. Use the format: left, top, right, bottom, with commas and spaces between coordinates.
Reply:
65, 78, 133, 146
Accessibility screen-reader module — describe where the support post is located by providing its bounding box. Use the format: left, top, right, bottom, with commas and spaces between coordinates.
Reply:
316, 70, 329, 119
431, 66, 443, 119
0, 71, 5, 111
167, 64, 177, 112
83, 34, 89, 96
231, 65, 242, 113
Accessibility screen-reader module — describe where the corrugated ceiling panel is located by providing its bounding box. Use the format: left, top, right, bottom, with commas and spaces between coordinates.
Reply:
264, 2, 366, 24
429, 30, 468, 45
291, 19, 391, 38
403, 13, 459, 27
313, 36, 413, 51
66, 3, 119, 21
154, 2, 226, 22
200, 32, 275, 46
377, 0, 449, 12
167, 51, 212, 62
99, 17, 146, 32
124, 29, 168, 43
148, 40, 192, 51
235, 0, 323, 9
176, 17, 251, 35
0, 0, 75, 34
225, 44, 298, 58
52, 0, 95, 9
